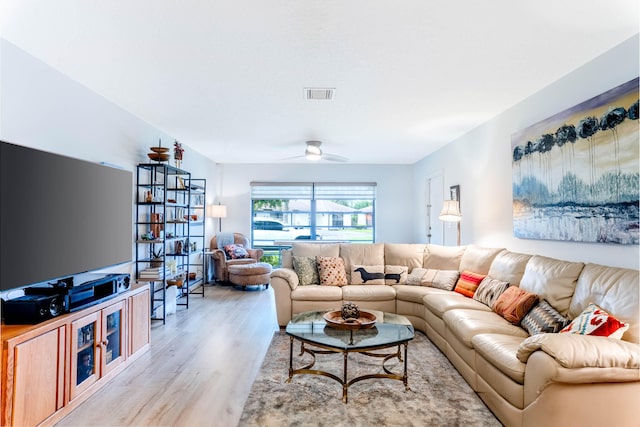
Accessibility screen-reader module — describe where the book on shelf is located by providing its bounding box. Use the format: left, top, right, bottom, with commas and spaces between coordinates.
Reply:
139, 267, 171, 279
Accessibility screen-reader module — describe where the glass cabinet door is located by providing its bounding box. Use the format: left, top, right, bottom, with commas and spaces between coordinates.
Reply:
102, 300, 126, 375
70, 311, 100, 400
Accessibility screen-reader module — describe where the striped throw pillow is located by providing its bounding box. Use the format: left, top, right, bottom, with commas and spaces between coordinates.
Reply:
453, 271, 486, 298
521, 300, 569, 335
473, 277, 510, 307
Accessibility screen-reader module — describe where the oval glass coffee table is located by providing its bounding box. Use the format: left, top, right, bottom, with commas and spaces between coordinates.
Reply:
285, 310, 415, 403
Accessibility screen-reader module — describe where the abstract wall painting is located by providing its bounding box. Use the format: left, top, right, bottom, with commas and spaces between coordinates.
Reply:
511, 77, 639, 245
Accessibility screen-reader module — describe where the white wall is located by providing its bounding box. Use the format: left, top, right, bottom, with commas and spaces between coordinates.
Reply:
2, 34, 637, 272
217, 163, 415, 243
0, 39, 219, 280
413, 35, 639, 269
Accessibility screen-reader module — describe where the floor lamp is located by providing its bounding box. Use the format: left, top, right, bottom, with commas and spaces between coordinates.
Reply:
439, 200, 461, 246
207, 204, 227, 233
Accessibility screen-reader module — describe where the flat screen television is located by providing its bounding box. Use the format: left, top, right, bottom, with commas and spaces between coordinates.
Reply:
0, 141, 133, 292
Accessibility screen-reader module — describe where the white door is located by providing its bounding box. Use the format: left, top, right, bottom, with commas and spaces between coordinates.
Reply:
426, 172, 444, 245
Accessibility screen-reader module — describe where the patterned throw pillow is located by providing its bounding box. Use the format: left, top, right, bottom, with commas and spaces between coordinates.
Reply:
406, 268, 427, 285
405, 268, 459, 289
453, 271, 486, 298
473, 277, 510, 307
224, 244, 248, 259
423, 269, 460, 290
492, 286, 538, 324
292, 256, 319, 286
316, 256, 348, 286
521, 300, 570, 335
350, 265, 385, 285
384, 265, 408, 285
560, 303, 629, 339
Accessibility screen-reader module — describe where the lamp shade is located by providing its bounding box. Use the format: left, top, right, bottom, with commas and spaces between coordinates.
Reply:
207, 204, 227, 218
439, 200, 461, 222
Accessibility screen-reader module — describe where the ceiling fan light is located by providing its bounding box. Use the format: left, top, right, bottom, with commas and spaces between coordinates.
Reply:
305, 150, 322, 161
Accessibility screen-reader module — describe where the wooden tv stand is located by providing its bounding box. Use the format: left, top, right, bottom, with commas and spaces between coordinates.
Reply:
1, 283, 150, 426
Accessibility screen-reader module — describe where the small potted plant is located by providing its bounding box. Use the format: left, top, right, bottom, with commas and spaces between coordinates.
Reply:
150, 246, 164, 267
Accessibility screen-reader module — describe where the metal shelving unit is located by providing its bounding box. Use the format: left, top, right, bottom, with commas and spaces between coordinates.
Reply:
135, 163, 205, 323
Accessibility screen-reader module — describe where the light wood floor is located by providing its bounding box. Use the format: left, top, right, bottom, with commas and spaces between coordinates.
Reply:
56, 284, 279, 427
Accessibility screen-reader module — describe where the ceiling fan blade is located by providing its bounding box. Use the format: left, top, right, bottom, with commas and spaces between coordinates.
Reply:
280, 154, 306, 161
322, 153, 348, 162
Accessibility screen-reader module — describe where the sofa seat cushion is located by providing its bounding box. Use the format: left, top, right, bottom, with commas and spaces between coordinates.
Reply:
342, 284, 396, 301
291, 285, 342, 301
393, 284, 450, 304
423, 293, 491, 318
444, 309, 529, 347
472, 334, 527, 384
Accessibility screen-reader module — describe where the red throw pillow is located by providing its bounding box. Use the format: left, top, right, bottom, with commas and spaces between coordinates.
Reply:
492, 287, 538, 324
453, 270, 486, 298
560, 303, 629, 339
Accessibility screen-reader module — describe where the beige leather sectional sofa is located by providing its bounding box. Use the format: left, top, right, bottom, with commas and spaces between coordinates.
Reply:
270, 242, 640, 427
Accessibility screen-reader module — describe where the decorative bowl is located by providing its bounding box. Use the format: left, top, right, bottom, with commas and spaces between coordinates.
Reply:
150, 146, 170, 153
166, 279, 183, 287
323, 310, 376, 330
148, 152, 170, 161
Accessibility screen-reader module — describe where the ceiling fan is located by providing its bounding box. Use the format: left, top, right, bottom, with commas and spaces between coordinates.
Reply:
287, 140, 348, 162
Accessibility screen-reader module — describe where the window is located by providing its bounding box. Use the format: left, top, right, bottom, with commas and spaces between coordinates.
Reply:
251, 182, 376, 249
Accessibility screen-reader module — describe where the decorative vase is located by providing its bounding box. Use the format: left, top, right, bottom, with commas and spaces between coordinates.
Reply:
341, 302, 360, 320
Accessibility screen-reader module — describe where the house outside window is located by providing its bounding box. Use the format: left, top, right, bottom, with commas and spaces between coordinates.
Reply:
251, 182, 376, 260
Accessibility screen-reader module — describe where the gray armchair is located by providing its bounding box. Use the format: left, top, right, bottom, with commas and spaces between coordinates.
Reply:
209, 233, 264, 282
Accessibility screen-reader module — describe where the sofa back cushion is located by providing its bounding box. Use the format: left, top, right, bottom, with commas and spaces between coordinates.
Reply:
424, 244, 466, 270
340, 243, 385, 282
568, 263, 639, 343
519, 255, 584, 317
458, 245, 505, 275
384, 244, 426, 272
281, 248, 293, 268
292, 242, 340, 258
487, 250, 532, 287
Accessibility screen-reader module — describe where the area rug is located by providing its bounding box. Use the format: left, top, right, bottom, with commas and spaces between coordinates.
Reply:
238, 331, 501, 427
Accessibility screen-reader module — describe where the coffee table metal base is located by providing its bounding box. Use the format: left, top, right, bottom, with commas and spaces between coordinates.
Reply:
286, 337, 410, 403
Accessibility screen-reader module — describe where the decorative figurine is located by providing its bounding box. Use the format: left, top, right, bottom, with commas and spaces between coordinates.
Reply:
173, 140, 184, 168
341, 302, 360, 321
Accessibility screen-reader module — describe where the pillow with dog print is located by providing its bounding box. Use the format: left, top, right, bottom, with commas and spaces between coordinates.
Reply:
350, 265, 385, 285
384, 265, 408, 285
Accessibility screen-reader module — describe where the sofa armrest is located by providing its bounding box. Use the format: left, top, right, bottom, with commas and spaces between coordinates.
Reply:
211, 248, 226, 261
517, 333, 640, 369
246, 248, 264, 260
270, 268, 298, 327
271, 268, 299, 290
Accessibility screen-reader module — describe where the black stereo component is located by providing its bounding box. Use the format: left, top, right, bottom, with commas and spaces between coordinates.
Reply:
3, 294, 67, 324
2, 273, 131, 325
66, 273, 131, 312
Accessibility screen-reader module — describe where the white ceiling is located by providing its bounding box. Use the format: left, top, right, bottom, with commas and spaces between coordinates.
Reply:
1, 1, 638, 164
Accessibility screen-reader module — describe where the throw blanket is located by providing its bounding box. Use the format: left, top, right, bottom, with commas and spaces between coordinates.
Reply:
216, 232, 235, 249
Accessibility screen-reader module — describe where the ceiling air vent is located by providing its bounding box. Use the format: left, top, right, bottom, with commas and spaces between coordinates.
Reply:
304, 88, 335, 100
